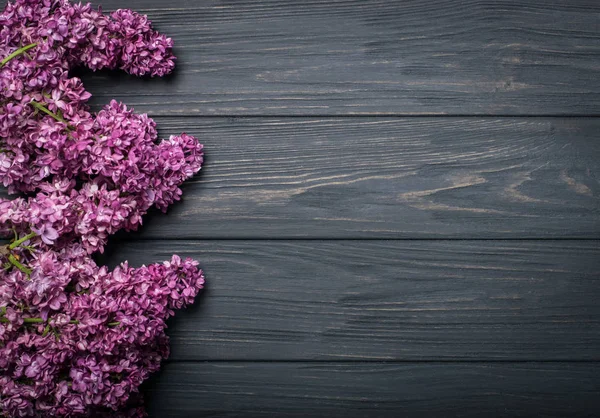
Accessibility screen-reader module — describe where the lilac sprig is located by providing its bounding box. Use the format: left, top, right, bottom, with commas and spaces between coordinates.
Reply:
0, 243, 204, 417
1, 0, 206, 416
0, 0, 204, 253
0, 0, 183, 196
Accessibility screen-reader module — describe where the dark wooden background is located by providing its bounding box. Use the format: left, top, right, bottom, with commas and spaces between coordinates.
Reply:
2, 0, 600, 416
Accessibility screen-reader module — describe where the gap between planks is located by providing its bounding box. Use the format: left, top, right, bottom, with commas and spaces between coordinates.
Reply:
104, 237, 600, 241
144, 114, 600, 118
160, 359, 600, 364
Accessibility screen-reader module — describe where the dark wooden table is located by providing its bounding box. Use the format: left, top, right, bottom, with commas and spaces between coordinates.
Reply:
2, 0, 600, 416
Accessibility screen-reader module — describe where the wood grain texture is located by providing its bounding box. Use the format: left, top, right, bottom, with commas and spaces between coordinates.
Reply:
97, 240, 600, 361
84, 0, 600, 116
2, 0, 599, 414
1, 116, 589, 239
2, 0, 598, 115
2, 117, 598, 238
142, 362, 600, 417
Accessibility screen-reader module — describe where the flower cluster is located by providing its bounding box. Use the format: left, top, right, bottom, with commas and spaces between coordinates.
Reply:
0, 101, 203, 254
0, 245, 204, 417
0, 0, 186, 196
1, 1, 205, 416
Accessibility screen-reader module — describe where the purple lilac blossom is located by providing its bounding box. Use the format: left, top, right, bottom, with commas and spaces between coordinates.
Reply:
0, 0, 182, 195
0, 0, 206, 416
0, 244, 204, 417
0, 0, 204, 252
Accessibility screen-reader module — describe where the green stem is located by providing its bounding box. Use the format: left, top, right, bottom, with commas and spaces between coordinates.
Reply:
9, 232, 37, 250
29, 100, 71, 127
23, 317, 44, 324
0, 43, 37, 68
0, 232, 37, 277
0, 305, 119, 327
0, 316, 80, 325
8, 254, 32, 276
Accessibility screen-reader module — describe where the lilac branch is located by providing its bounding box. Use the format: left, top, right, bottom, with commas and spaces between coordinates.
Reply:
0, 43, 37, 67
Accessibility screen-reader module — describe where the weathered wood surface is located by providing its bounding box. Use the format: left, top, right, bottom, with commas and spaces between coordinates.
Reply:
62, 0, 600, 116
1, 0, 599, 416
143, 362, 600, 418
4, 117, 597, 238
99, 240, 600, 361
3, 0, 599, 115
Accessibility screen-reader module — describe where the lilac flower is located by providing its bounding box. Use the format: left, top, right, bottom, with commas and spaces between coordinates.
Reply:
32, 224, 60, 245
1, 244, 205, 417
0, 0, 188, 195
0, 0, 206, 416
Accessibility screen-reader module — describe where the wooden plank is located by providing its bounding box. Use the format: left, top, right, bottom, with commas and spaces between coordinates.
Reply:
36, 0, 600, 115
5, 117, 595, 239
143, 362, 600, 417
97, 240, 600, 361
